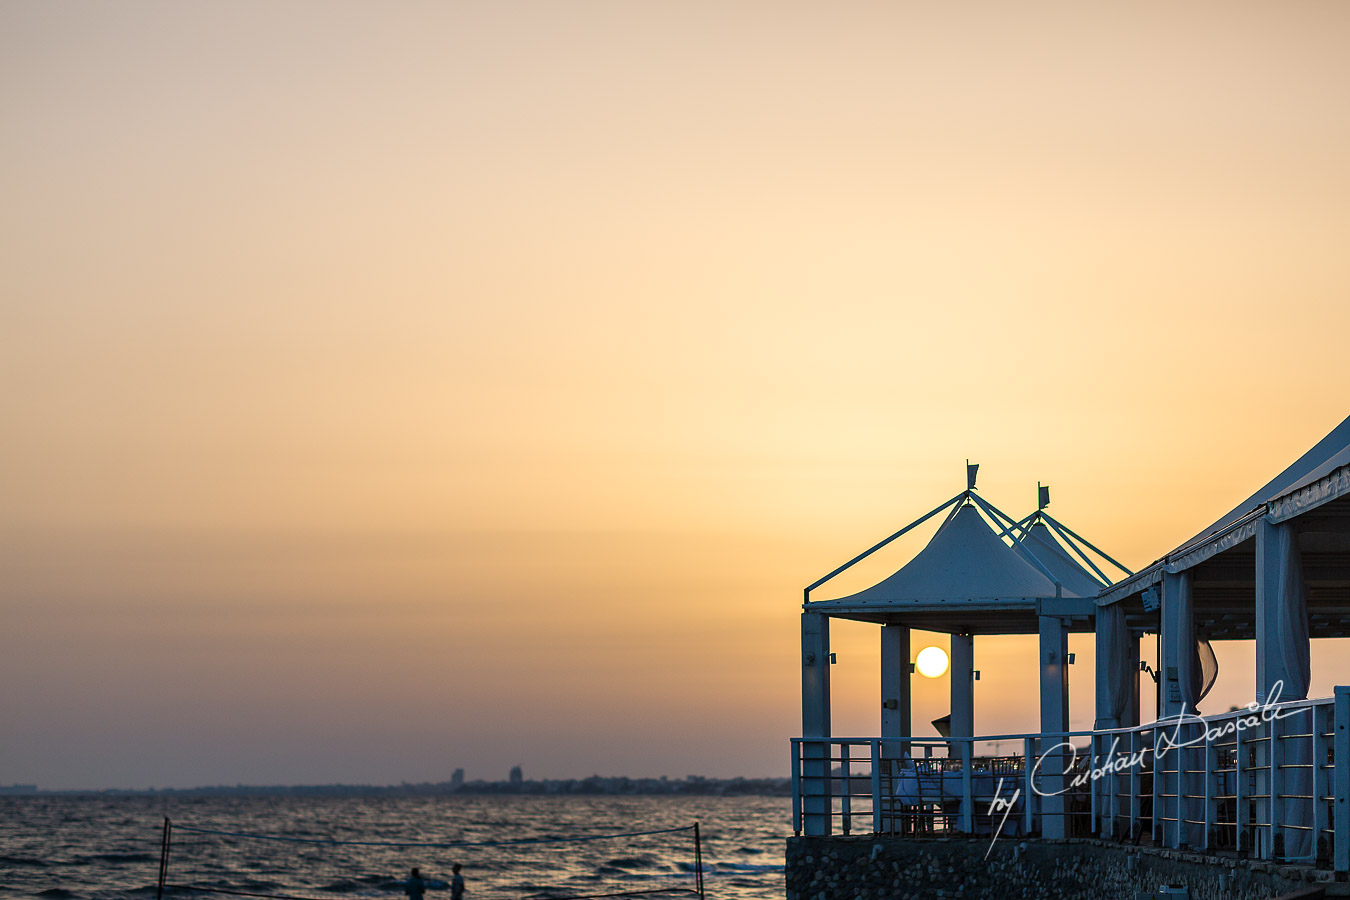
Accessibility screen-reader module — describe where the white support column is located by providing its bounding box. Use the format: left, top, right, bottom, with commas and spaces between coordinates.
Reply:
1159, 571, 1188, 720
880, 623, 911, 756
1334, 686, 1349, 873
801, 611, 832, 836
1039, 614, 1068, 839
1094, 617, 1116, 731
950, 632, 974, 739
1159, 571, 1194, 846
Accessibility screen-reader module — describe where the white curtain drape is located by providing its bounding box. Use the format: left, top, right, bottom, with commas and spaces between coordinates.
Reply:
1276, 523, 1311, 701
1174, 572, 1202, 714
1095, 603, 1133, 729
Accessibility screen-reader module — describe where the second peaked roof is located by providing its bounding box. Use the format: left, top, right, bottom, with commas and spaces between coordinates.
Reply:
1019, 519, 1111, 598
816, 501, 1073, 608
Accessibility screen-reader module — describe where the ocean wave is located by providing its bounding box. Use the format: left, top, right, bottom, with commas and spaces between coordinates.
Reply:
601, 855, 659, 869
84, 852, 157, 864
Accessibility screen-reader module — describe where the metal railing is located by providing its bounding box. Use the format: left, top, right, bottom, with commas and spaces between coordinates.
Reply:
1092, 693, 1339, 865
791, 686, 1350, 872
791, 732, 1095, 840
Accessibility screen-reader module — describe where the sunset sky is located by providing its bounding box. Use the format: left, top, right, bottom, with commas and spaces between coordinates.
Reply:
4, 2, 1350, 790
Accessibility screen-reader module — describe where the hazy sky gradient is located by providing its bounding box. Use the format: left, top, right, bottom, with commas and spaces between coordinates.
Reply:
4, 1, 1350, 789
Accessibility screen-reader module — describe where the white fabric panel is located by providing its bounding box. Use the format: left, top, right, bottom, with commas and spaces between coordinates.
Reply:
1196, 639, 1218, 706
1174, 571, 1205, 715
1096, 567, 1164, 607
1095, 603, 1133, 728
821, 503, 1063, 604
1165, 516, 1259, 576
1269, 464, 1350, 523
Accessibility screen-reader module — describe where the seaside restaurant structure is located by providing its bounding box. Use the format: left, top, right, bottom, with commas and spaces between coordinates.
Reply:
791, 414, 1350, 873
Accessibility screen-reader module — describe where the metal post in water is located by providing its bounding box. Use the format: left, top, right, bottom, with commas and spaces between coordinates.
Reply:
693, 822, 704, 900
156, 817, 172, 900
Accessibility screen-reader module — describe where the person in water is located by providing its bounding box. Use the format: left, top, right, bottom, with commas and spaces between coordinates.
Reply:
405, 867, 426, 900
450, 863, 464, 900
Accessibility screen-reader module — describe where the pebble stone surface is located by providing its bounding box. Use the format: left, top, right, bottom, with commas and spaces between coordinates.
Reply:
784, 835, 1337, 900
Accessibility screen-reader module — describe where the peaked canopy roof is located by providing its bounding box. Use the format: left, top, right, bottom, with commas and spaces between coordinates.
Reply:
1018, 520, 1111, 599
818, 502, 1070, 607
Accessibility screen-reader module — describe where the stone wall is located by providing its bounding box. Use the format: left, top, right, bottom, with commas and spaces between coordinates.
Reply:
784, 835, 1341, 900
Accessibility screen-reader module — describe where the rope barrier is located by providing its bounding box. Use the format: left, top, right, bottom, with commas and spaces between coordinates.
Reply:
165, 885, 324, 900
171, 823, 696, 849
167, 887, 702, 900
525, 888, 702, 900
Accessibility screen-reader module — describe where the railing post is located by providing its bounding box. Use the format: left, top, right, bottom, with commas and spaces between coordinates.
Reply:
1236, 710, 1247, 858
1334, 686, 1349, 873
1271, 705, 1285, 859
1171, 723, 1182, 849
1107, 733, 1119, 838
1024, 736, 1035, 837
1129, 728, 1141, 839
1178, 719, 1194, 849
1090, 733, 1100, 835
791, 739, 802, 835
1152, 724, 1162, 844
1209, 717, 1220, 852
1315, 705, 1331, 864
960, 738, 973, 834
871, 739, 883, 835
841, 743, 852, 835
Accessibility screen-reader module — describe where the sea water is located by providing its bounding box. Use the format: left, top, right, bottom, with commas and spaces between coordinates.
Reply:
0, 795, 788, 900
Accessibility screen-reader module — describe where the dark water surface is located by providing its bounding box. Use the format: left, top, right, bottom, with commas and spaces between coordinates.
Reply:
0, 795, 788, 900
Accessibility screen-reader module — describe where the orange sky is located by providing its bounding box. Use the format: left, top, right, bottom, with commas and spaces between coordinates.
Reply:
3, 1, 1350, 789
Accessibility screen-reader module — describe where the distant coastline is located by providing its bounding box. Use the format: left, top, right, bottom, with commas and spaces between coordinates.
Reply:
2, 775, 790, 798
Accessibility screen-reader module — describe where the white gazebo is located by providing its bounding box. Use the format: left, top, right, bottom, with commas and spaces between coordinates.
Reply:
798, 468, 1127, 837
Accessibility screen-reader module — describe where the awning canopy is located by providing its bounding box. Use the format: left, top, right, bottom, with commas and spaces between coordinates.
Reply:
1100, 414, 1350, 606
1177, 413, 1350, 556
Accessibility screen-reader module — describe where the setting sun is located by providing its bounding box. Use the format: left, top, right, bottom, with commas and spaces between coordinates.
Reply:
915, 646, 950, 679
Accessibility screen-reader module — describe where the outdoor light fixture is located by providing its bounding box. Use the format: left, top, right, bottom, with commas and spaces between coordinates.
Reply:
915, 646, 949, 678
